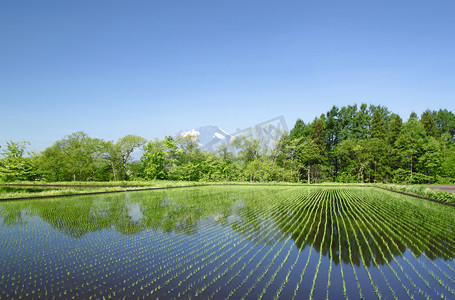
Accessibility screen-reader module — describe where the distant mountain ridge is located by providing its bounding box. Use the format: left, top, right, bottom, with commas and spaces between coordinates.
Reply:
177, 125, 233, 150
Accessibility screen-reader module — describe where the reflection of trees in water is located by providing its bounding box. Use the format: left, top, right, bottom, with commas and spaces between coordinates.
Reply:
226, 188, 455, 265
271, 189, 455, 266
0, 188, 241, 237
231, 206, 286, 246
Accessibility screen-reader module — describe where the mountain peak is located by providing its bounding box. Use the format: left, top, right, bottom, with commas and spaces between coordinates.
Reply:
177, 125, 233, 151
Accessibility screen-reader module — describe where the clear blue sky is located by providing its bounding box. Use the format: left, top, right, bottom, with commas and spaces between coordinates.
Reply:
1, 0, 454, 152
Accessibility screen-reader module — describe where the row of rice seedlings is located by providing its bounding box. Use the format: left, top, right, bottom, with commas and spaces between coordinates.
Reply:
100, 220, 240, 298
94, 189, 268, 296
4, 222, 78, 296
346, 189, 425, 299
374, 189, 455, 272
374, 200, 455, 300
202, 191, 312, 299
169, 196, 281, 298
389, 202, 455, 285
241, 191, 318, 299
258, 190, 325, 299
0, 213, 107, 297
137, 219, 238, 297
357, 189, 455, 298
55, 229, 168, 298
167, 188, 298, 298
348, 188, 449, 298
131, 236, 214, 297
333, 191, 365, 299
291, 189, 330, 300
131, 198, 261, 298
373, 188, 455, 263
225, 189, 317, 299
337, 190, 382, 299
346, 189, 418, 299
157, 228, 239, 296
361, 189, 455, 291
2, 190, 193, 297
217, 188, 321, 300
307, 190, 331, 300
242, 189, 321, 299
0, 187, 265, 298
340, 189, 409, 299
325, 189, 336, 300
352, 190, 436, 299
348, 189, 440, 299
225, 189, 324, 300
117, 221, 214, 274
69, 219, 212, 298
271, 190, 326, 300
332, 192, 348, 299
2, 198, 225, 299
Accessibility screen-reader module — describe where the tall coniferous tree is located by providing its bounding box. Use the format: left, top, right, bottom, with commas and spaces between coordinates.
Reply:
420, 110, 439, 138
394, 119, 426, 183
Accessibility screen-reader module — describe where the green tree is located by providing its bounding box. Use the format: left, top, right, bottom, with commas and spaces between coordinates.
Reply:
275, 134, 303, 182
104, 141, 122, 181
115, 135, 147, 180
39, 132, 108, 181
420, 110, 439, 138
418, 136, 442, 183
325, 105, 340, 150
214, 143, 238, 181
0, 141, 37, 182
352, 103, 371, 139
334, 139, 372, 183
299, 139, 326, 183
386, 113, 403, 145
434, 109, 455, 137
367, 138, 391, 183
311, 117, 326, 152
232, 136, 261, 165
289, 118, 314, 144
370, 106, 389, 140
175, 135, 202, 164
394, 119, 426, 183
242, 157, 281, 182
338, 104, 358, 140
141, 139, 167, 180
37, 143, 65, 181
441, 145, 455, 181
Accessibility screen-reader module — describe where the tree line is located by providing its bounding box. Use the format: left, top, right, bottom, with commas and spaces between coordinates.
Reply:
1, 104, 454, 184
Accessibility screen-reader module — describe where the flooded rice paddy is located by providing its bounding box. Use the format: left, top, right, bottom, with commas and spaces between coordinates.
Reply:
0, 186, 454, 299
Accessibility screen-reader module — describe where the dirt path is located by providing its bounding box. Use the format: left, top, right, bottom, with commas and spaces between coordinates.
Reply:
425, 185, 455, 193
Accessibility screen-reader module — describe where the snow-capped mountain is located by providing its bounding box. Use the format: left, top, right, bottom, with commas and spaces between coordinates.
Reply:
177, 125, 233, 151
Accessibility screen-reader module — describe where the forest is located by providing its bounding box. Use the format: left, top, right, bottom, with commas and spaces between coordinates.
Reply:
1, 104, 455, 184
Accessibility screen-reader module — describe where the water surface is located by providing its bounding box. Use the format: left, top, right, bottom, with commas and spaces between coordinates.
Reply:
1, 186, 454, 299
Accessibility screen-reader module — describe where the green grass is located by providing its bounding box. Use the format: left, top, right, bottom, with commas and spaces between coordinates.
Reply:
379, 184, 455, 204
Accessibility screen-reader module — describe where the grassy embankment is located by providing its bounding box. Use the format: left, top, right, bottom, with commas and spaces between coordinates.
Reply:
377, 184, 455, 204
